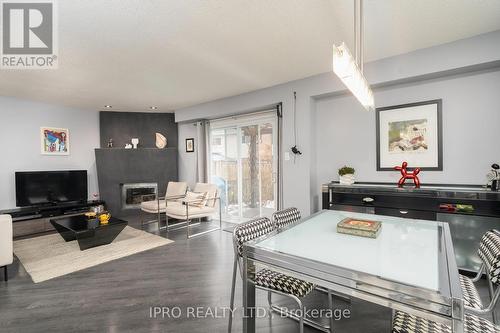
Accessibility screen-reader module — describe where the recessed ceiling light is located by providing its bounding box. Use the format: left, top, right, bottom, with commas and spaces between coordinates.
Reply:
104, 105, 112, 108
149, 106, 158, 110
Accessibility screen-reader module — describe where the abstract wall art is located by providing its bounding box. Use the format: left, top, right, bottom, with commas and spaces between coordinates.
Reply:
376, 100, 442, 170
41, 127, 70, 155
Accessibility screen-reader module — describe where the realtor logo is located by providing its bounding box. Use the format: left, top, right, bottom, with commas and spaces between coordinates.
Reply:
1, 0, 58, 69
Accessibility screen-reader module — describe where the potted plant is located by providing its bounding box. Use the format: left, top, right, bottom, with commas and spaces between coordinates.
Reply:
338, 166, 355, 185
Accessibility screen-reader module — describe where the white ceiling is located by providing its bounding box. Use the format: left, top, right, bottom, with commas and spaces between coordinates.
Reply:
1, 0, 500, 112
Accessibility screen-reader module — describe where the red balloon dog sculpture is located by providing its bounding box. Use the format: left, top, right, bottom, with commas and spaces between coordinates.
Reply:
394, 162, 421, 188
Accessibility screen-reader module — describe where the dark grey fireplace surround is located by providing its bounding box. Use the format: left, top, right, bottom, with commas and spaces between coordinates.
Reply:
96, 112, 178, 216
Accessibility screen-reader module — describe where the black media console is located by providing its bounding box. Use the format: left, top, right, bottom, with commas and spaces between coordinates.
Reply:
0, 200, 105, 238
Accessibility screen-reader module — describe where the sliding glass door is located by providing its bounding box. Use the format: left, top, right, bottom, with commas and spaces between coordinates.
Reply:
208, 112, 278, 223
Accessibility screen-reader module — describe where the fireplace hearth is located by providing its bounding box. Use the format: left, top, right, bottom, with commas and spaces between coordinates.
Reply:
121, 183, 158, 210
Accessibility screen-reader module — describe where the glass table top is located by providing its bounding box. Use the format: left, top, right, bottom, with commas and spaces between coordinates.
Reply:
254, 210, 442, 291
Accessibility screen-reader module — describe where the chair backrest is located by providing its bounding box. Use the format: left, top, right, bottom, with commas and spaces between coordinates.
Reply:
165, 181, 187, 198
478, 230, 500, 285
272, 207, 301, 229
0, 215, 13, 266
193, 183, 218, 207
233, 217, 275, 257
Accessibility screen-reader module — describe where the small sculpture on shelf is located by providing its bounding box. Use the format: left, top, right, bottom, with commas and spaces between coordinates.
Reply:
155, 133, 167, 148
131, 138, 139, 149
487, 163, 500, 191
394, 161, 421, 188
107, 138, 113, 148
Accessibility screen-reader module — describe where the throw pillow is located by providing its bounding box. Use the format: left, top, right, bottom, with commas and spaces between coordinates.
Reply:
183, 191, 207, 207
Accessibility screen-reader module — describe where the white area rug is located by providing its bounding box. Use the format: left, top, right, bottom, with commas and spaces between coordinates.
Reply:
13, 226, 173, 283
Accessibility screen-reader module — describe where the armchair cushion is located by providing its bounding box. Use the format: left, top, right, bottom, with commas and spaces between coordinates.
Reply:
0, 215, 13, 267
165, 202, 216, 219
193, 183, 218, 207
165, 181, 188, 198
183, 191, 207, 207
140, 200, 166, 213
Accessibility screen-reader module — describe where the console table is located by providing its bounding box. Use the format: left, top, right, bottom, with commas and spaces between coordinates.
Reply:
0, 200, 105, 238
322, 182, 500, 273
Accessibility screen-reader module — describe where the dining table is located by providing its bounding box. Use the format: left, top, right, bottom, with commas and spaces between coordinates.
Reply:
242, 209, 464, 332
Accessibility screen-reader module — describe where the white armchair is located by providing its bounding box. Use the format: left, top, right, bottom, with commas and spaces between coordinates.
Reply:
141, 181, 187, 230
165, 183, 221, 238
0, 215, 13, 281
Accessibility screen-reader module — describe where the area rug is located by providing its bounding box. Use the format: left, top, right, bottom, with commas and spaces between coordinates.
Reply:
13, 226, 173, 283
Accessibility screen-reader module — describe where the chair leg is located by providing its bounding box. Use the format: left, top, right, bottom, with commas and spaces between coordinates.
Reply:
488, 275, 498, 324
158, 212, 162, 232
228, 258, 238, 333
328, 289, 334, 333
3, 266, 7, 282
297, 299, 304, 333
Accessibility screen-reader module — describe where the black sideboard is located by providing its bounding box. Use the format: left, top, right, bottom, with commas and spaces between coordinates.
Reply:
322, 182, 500, 273
0, 200, 104, 238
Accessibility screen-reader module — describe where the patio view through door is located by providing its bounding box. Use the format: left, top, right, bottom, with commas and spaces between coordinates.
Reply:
208, 111, 279, 224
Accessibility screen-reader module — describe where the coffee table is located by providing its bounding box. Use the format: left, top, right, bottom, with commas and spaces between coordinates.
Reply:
50, 215, 128, 250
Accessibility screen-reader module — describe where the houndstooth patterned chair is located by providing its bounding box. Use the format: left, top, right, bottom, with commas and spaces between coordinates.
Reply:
453, 229, 500, 322
392, 310, 499, 333
478, 230, 500, 285
228, 216, 332, 333
460, 275, 483, 309
254, 268, 315, 298
272, 207, 301, 229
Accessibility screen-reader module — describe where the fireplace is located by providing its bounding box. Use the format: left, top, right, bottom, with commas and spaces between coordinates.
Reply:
120, 183, 158, 209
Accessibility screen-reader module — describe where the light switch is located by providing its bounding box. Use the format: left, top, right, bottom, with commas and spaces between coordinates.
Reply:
285, 152, 290, 161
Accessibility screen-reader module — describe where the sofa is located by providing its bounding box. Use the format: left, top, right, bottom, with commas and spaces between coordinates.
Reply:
0, 215, 13, 281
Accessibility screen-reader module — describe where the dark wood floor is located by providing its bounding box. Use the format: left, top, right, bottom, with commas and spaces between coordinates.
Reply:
0, 214, 495, 332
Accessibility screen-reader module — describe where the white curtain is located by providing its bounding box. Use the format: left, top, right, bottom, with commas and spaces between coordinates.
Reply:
195, 120, 208, 183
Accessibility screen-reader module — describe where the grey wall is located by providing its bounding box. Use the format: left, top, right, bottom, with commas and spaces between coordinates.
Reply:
95, 148, 178, 216
0, 96, 100, 210
178, 122, 199, 189
314, 69, 500, 210
100, 111, 178, 148
174, 30, 500, 216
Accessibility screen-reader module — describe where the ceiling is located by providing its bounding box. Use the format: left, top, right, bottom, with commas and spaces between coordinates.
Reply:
1, 0, 500, 112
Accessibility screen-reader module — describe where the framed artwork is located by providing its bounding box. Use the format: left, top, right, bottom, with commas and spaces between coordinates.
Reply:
41, 127, 70, 155
185, 138, 194, 153
376, 99, 442, 171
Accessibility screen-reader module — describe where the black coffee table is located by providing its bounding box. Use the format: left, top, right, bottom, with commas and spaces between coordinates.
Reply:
50, 215, 128, 250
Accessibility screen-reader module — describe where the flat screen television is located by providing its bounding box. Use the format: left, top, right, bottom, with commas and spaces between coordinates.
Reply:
15, 170, 88, 207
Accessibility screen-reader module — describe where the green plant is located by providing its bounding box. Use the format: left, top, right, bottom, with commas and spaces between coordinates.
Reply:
338, 166, 355, 176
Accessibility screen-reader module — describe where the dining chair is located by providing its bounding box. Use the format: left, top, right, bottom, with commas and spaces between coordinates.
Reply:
457, 230, 500, 322
392, 310, 498, 333
272, 207, 301, 229
228, 217, 333, 333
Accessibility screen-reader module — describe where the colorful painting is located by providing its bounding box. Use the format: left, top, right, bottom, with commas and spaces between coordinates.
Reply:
376, 100, 442, 171
41, 127, 69, 155
388, 119, 428, 152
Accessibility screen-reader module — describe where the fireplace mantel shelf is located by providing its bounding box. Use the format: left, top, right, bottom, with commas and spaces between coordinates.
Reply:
95, 148, 177, 151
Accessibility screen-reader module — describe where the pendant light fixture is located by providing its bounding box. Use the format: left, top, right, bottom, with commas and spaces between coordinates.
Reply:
332, 0, 375, 111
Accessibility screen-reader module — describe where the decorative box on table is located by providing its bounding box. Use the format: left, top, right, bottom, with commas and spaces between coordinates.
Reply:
337, 217, 382, 238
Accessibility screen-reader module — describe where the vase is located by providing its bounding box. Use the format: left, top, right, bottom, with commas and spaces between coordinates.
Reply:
155, 133, 167, 148
339, 174, 355, 185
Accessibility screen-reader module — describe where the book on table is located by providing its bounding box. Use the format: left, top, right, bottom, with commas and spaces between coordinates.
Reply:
337, 217, 382, 238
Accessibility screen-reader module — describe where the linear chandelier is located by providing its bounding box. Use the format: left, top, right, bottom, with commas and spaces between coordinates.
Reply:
332, 0, 374, 111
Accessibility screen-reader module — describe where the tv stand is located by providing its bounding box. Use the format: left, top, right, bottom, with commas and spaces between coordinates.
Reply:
0, 200, 105, 238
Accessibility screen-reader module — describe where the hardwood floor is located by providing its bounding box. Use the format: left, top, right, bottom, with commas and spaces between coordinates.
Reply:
0, 214, 495, 332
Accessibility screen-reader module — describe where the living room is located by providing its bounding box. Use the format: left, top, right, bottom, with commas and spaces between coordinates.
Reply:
1, 1, 500, 333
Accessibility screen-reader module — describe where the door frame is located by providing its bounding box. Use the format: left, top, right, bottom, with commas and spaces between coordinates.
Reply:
207, 107, 281, 221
